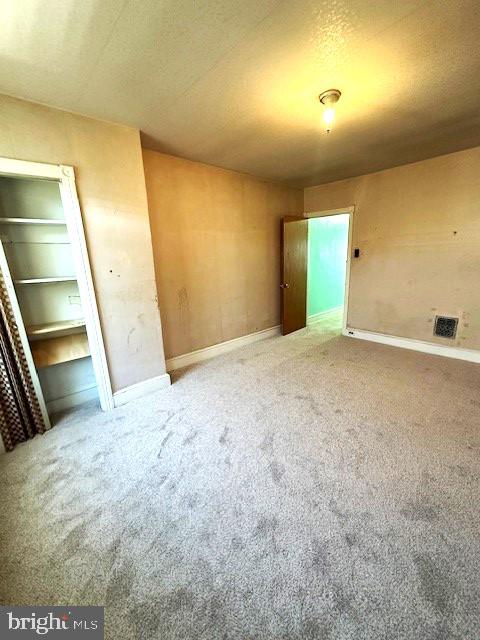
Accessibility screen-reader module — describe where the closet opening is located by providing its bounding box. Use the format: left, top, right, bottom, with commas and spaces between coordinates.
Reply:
0, 158, 113, 429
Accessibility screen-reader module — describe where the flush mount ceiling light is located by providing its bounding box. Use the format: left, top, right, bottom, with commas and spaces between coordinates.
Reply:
319, 89, 341, 134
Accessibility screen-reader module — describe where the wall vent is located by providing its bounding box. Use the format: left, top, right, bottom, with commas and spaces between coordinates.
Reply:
434, 316, 458, 339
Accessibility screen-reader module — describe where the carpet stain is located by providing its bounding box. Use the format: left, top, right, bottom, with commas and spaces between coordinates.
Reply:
160, 587, 195, 615
105, 560, 135, 605
344, 533, 358, 548
62, 522, 88, 551
108, 537, 122, 560
329, 499, 350, 524
269, 460, 285, 484
311, 539, 328, 575
401, 500, 439, 522
295, 393, 322, 417
219, 426, 229, 445
159, 409, 185, 432
332, 584, 351, 615
301, 615, 333, 640
129, 601, 162, 638
414, 552, 453, 638
157, 431, 173, 458
231, 536, 245, 550
260, 432, 274, 451
254, 516, 279, 538
185, 492, 200, 509
182, 429, 198, 446
448, 464, 470, 478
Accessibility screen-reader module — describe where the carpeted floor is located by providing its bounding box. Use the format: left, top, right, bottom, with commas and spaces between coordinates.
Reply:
1, 312, 479, 639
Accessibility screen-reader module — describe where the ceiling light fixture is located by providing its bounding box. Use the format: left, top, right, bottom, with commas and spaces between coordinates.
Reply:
319, 89, 341, 134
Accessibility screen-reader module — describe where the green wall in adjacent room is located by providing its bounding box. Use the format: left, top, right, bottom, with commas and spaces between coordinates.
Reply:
307, 214, 349, 317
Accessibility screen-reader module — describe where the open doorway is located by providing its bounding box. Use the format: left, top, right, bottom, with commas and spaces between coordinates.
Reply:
307, 213, 350, 333
281, 209, 353, 336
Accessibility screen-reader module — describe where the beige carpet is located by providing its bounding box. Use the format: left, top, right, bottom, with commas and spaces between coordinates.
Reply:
1, 312, 479, 639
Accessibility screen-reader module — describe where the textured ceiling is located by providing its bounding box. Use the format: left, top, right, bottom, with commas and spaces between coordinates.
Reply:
1, 0, 480, 186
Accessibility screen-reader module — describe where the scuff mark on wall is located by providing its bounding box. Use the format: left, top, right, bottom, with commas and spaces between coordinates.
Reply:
178, 287, 190, 336
127, 327, 140, 354
178, 287, 189, 311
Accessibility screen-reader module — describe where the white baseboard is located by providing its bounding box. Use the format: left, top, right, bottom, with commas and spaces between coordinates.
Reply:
307, 306, 343, 325
113, 373, 171, 407
47, 385, 98, 414
344, 327, 480, 364
166, 325, 281, 372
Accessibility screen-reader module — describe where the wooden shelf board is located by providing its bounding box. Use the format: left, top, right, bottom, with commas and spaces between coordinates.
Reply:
0, 217, 66, 225
31, 332, 90, 368
27, 319, 86, 340
15, 276, 77, 284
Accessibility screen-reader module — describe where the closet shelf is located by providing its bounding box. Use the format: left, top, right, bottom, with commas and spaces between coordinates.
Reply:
27, 319, 86, 340
0, 217, 66, 225
31, 333, 90, 368
14, 276, 77, 284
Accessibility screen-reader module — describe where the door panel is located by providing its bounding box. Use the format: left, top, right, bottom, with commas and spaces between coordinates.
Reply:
281, 216, 308, 335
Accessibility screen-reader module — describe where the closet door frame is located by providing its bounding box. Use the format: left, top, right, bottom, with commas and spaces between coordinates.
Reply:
0, 157, 114, 411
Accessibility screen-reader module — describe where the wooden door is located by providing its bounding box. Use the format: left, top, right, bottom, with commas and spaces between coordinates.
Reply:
281, 216, 308, 335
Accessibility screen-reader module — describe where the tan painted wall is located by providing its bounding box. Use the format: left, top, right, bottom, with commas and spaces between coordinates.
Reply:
143, 150, 303, 359
0, 94, 166, 391
305, 146, 480, 349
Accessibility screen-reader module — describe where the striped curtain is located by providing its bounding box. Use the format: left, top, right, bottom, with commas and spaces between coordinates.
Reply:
0, 270, 46, 451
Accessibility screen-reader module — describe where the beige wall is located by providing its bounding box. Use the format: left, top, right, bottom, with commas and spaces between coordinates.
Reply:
143, 150, 303, 359
305, 146, 480, 349
0, 94, 166, 391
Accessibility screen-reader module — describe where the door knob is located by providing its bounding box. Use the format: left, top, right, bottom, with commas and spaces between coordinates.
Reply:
280, 283, 290, 288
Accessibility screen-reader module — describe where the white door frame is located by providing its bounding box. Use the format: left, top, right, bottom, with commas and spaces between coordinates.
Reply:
0, 156, 114, 411
304, 206, 355, 334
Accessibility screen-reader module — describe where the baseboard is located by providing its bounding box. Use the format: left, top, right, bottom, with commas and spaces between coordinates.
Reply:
344, 327, 480, 364
47, 385, 98, 414
113, 373, 171, 407
166, 325, 281, 372
307, 306, 343, 325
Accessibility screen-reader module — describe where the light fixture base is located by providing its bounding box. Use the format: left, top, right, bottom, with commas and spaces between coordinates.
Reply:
319, 89, 341, 105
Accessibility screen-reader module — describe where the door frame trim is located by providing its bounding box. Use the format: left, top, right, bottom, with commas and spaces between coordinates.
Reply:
304, 206, 354, 335
0, 156, 114, 412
